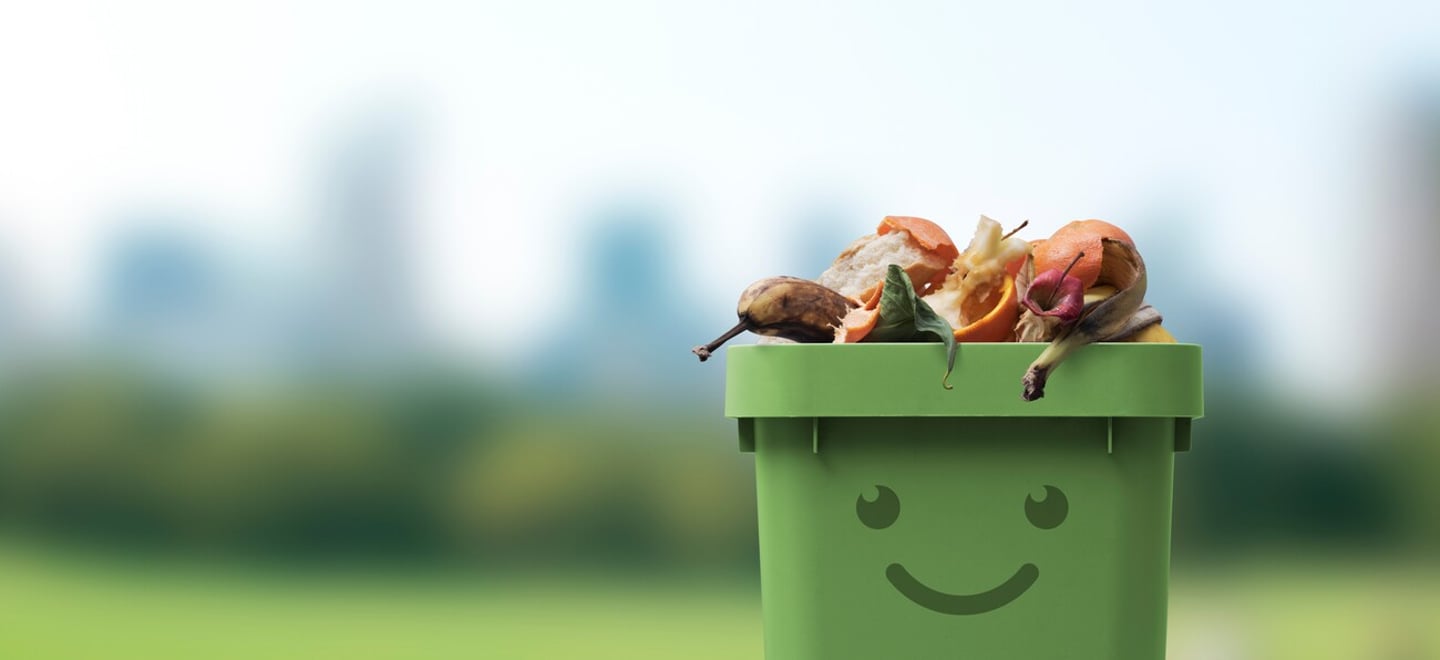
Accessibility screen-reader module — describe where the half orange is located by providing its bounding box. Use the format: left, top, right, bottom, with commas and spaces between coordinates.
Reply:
952, 274, 1019, 343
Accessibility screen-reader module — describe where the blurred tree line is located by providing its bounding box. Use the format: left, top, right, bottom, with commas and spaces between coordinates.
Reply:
0, 363, 757, 570
0, 363, 1433, 568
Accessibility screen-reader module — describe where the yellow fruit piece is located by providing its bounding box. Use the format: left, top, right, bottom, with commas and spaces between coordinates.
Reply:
1121, 323, 1176, 343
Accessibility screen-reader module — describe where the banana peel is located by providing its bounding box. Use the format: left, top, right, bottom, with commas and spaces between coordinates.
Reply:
692, 277, 856, 362
1021, 238, 1148, 401
1121, 323, 1176, 343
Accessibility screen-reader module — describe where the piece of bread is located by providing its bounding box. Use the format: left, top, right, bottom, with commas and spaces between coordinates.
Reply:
818, 229, 953, 302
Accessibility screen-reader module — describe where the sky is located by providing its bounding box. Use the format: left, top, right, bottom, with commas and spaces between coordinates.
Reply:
2, 0, 1439, 402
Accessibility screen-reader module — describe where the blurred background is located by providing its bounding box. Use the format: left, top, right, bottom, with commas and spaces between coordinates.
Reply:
1, 1, 1438, 658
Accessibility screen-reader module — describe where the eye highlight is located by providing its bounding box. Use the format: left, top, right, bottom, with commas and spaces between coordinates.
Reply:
1025, 485, 1068, 529
856, 485, 900, 529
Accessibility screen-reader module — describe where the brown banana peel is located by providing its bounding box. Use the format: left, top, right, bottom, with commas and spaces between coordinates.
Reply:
1021, 238, 1148, 401
1120, 319, 1176, 343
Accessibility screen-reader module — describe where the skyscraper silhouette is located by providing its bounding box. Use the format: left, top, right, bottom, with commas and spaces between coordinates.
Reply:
304, 106, 421, 367
528, 199, 718, 404
1375, 83, 1440, 391
100, 220, 231, 369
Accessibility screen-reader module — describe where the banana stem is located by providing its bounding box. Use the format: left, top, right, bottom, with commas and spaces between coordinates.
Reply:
692, 320, 750, 362
1021, 329, 1086, 401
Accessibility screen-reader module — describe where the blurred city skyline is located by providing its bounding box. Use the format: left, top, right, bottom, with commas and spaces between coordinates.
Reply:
0, 107, 1263, 408
4, 1, 1440, 407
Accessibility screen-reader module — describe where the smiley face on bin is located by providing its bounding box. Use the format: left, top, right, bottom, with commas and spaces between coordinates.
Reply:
856, 484, 1068, 615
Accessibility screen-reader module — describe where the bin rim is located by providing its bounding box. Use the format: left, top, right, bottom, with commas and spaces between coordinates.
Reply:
723, 342, 1203, 419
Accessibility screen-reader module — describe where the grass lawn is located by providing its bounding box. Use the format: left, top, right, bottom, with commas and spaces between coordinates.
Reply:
1, 540, 1436, 659
1166, 558, 1440, 659
0, 541, 762, 660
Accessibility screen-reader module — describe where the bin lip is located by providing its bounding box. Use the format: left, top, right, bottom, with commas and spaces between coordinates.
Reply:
724, 343, 1203, 419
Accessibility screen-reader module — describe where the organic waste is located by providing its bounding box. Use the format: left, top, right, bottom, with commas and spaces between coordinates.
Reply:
1020, 238, 1148, 401
692, 276, 855, 362
692, 215, 1176, 400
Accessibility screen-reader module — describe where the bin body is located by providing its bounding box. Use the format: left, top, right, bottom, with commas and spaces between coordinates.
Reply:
726, 343, 1203, 660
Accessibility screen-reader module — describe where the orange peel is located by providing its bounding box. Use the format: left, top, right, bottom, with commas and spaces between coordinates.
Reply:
952, 274, 1019, 343
1033, 220, 1133, 290
877, 216, 960, 261
834, 285, 883, 343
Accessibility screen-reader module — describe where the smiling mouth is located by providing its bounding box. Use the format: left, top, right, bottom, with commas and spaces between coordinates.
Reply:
886, 562, 1039, 615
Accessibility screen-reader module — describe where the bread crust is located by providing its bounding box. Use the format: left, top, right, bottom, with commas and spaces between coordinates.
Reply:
818, 229, 952, 301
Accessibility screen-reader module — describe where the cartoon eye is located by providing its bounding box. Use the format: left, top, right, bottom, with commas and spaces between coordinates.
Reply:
857, 485, 901, 529
1025, 485, 1068, 530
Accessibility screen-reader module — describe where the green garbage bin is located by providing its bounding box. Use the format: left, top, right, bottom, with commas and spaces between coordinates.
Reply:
726, 342, 1203, 660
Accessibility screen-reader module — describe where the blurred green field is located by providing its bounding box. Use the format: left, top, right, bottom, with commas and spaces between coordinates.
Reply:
1165, 559, 1440, 659
0, 540, 762, 660
1, 539, 1436, 659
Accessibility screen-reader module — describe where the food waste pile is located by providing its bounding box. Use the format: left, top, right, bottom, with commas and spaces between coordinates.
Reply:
693, 216, 1174, 401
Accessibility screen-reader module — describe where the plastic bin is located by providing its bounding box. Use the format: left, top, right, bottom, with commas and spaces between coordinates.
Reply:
726, 343, 1203, 660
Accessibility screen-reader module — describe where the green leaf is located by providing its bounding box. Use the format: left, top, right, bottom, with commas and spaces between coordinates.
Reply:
914, 296, 958, 390
867, 265, 958, 389
868, 265, 919, 342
